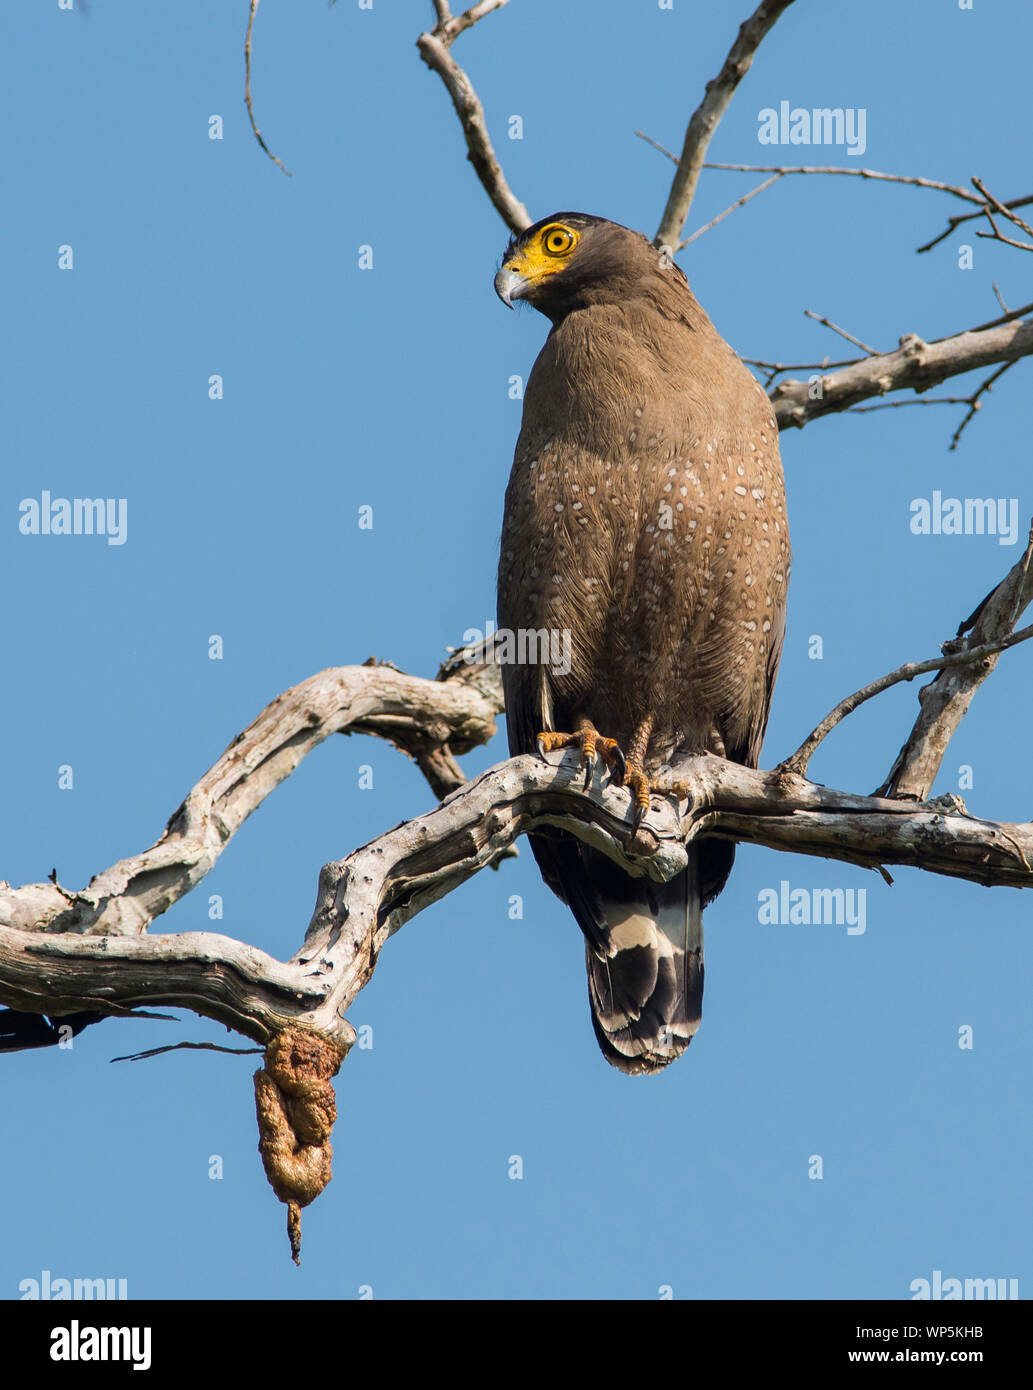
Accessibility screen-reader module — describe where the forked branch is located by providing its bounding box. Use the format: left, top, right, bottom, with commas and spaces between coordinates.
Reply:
416, 1, 531, 233
653, 0, 796, 251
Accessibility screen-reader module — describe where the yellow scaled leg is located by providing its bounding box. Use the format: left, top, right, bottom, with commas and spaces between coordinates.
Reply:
622, 717, 654, 825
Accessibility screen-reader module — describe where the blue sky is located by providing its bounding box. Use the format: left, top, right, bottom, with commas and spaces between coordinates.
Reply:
3, 0, 1031, 1300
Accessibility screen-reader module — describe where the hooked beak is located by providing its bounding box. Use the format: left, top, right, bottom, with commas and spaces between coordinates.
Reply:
494, 265, 528, 309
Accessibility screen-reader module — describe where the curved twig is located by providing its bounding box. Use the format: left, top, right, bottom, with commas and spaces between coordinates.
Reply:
416, 2, 531, 233
245, 0, 292, 176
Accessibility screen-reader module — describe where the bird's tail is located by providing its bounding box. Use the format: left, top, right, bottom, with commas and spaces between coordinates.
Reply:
532, 834, 734, 1074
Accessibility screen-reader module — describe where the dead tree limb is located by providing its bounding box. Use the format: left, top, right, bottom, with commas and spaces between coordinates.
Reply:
0, 652, 502, 938
878, 525, 1033, 800
653, 0, 796, 251
4, 750, 1033, 1057
416, 1, 531, 234
771, 318, 1033, 430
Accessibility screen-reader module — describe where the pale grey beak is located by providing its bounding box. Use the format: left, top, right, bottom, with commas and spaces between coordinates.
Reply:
494, 265, 527, 308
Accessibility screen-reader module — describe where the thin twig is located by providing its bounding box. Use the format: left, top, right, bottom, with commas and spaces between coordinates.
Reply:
245, 0, 292, 176
634, 130, 679, 163
969, 300, 1033, 333
682, 173, 784, 245
948, 361, 1016, 450
804, 309, 878, 356
781, 623, 1033, 778
744, 354, 854, 371
638, 152, 1033, 258
971, 177, 1033, 241
976, 223, 1033, 254
111, 1041, 265, 1064
692, 159, 983, 204
845, 397, 976, 413
918, 193, 1033, 253
653, 0, 796, 251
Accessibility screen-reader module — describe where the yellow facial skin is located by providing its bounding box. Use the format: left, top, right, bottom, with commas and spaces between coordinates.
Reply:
501, 222, 581, 292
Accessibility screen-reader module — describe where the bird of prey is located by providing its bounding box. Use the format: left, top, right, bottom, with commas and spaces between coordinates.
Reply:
495, 212, 790, 1074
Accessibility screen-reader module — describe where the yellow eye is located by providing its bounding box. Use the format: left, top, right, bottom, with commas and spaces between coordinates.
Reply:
541, 225, 575, 257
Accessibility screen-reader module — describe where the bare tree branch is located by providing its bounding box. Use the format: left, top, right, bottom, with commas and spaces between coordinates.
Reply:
0, 924, 334, 1045
643, 155, 1033, 261
0, 651, 502, 938
416, 1, 531, 234
781, 621, 1033, 780
770, 318, 1033, 430
633, 140, 1032, 432
245, 0, 292, 176
653, 0, 796, 251
5, 750, 1033, 1055
878, 524, 1033, 800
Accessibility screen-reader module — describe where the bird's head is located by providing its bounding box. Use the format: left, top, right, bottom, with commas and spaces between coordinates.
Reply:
494, 212, 684, 322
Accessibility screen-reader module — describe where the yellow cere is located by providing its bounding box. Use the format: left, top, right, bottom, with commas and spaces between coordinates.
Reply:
503, 222, 581, 284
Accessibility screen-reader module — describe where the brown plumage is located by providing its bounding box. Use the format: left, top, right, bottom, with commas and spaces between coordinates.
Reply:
495, 212, 790, 1073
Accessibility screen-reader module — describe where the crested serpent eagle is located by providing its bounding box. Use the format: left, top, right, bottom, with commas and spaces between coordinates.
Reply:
495, 212, 790, 1075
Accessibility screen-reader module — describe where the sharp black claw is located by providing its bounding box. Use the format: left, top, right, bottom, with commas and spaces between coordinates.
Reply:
610, 745, 627, 785
582, 753, 595, 791
535, 736, 549, 762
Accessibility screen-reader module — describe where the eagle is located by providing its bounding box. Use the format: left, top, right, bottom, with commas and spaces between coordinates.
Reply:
495, 212, 790, 1074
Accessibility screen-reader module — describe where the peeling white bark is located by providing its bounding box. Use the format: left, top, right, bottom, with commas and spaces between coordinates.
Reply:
3, 745, 1029, 1053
